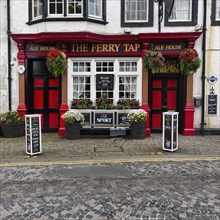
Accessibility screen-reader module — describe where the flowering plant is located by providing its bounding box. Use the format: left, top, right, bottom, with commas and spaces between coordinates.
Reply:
143, 51, 165, 74
0, 111, 24, 124
71, 99, 93, 109
117, 99, 140, 109
179, 48, 201, 75
46, 49, 67, 77
127, 109, 147, 123
96, 97, 113, 109
61, 110, 84, 124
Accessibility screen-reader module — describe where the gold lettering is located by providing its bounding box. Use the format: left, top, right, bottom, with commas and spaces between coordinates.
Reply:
134, 44, 140, 51
29, 46, 39, 51
96, 44, 103, 52
91, 44, 97, 52
155, 45, 164, 50
102, 44, 109, 52
108, 44, 115, 52
114, 44, 120, 52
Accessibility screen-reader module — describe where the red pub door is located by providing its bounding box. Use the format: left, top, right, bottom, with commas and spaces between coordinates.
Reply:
150, 77, 179, 133
27, 59, 61, 132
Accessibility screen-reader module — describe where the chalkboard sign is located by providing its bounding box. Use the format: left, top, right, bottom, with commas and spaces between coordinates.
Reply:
162, 112, 178, 152
81, 112, 91, 125
208, 94, 217, 115
25, 114, 42, 155
94, 112, 114, 125
96, 74, 114, 90
117, 113, 130, 127
164, 115, 172, 150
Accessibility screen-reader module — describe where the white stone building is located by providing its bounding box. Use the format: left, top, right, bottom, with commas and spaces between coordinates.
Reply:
0, 0, 219, 135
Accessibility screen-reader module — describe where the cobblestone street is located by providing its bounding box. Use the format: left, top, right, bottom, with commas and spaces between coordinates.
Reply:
1, 159, 220, 220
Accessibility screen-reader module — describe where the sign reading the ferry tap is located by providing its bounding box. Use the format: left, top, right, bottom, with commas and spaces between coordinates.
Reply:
69, 43, 141, 53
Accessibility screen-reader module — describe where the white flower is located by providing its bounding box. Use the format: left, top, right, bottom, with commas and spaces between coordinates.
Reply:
127, 109, 147, 123
62, 110, 84, 123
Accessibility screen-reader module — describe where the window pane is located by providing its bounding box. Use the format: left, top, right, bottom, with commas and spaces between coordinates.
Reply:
216, 0, 220, 20
119, 76, 137, 100
89, 0, 102, 18
49, 0, 63, 15
72, 76, 91, 99
33, 0, 43, 18
68, 0, 82, 15
125, 0, 148, 22
169, 0, 191, 21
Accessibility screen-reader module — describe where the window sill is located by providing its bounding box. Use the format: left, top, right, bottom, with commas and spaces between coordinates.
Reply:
27, 17, 108, 25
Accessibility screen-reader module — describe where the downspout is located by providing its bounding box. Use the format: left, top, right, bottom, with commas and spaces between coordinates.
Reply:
200, 0, 207, 135
7, 0, 12, 110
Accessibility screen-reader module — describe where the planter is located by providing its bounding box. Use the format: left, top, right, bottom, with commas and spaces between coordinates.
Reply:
130, 122, 146, 139
0, 123, 25, 138
65, 122, 81, 140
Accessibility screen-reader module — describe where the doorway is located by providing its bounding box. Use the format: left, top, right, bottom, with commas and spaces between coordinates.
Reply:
27, 58, 61, 132
149, 75, 185, 133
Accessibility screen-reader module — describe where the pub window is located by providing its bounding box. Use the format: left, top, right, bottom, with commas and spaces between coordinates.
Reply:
119, 76, 137, 99
165, 0, 198, 26
72, 76, 91, 99
96, 62, 114, 72
28, 0, 107, 24
67, 0, 83, 16
48, 0, 64, 16
33, 0, 43, 19
73, 62, 91, 72
119, 61, 137, 72
121, 0, 153, 27
89, 0, 102, 18
211, 0, 220, 25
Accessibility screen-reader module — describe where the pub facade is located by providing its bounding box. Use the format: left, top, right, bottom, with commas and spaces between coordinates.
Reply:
1, 0, 219, 136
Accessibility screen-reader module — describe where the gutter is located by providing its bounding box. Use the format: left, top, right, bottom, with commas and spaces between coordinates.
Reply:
7, 0, 12, 110
200, 0, 207, 135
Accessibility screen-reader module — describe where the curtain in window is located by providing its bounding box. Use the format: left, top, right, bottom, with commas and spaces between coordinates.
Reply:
216, 0, 220, 20
33, 0, 43, 18
125, 0, 147, 21
89, 0, 101, 17
170, 0, 190, 21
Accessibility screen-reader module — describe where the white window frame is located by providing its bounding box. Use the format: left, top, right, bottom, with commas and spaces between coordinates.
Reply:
125, 0, 148, 23
67, 0, 83, 17
68, 57, 142, 107
32, 0, 43, 20
216, 0, 220, 21
88, 0, 102, 19
48, 0, 64, 17
169, 0, 192, 22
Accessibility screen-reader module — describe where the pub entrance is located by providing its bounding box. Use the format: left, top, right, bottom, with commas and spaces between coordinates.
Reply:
26, 58, 61, 132
149, 72, 185, 134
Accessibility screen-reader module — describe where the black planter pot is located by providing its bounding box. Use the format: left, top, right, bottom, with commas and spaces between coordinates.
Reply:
65, 122, 81, 140
0, 123, 25, 138
130, 122, 146, 139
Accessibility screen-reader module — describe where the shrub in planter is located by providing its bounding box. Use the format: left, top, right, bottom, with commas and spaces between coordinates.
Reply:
96, 97, 113, 109
0, 111, 25, 138
71, 98, 93, 109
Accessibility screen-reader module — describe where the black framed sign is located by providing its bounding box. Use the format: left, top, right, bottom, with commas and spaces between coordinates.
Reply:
208, 94, 217, 115
96, 74, 114, 90
25, 115, 42, 155
81, 112, 91, 125
164, 115, 172, 150
117, 113, 130, 126
94, 112, 114, 125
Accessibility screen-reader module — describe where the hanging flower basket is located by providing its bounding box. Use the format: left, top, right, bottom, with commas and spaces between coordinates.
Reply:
46, 49, 67, 77
143, 51, 165, 74
179, 48, 201, 75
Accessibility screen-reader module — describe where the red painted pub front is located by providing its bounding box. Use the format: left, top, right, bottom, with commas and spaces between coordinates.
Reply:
11, 32, 202, 136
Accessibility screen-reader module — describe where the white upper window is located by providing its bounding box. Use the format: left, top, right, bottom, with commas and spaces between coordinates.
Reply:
48, 0, 64, 16
89, 0, 102, 18
67, 0, 83, 16
169, 0, 192, 22
33, 0, 43, 19
125, 0, 148, 22
216, 0, 220, 20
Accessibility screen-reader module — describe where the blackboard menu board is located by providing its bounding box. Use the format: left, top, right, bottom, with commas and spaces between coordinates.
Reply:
25, 115, 42, 155
164, 115, 172, 150
96, 74, 114, 90
26, 117, 31, 153
208, 94, 217, 115
94, 113, 114, 125
82, 113, 91, 125
117, 113, 130, 126
31, 117, 41, 153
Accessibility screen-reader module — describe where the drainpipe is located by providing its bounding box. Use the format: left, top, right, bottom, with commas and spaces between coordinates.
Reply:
7, 0, 12, 110
200, 0, 207, 135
